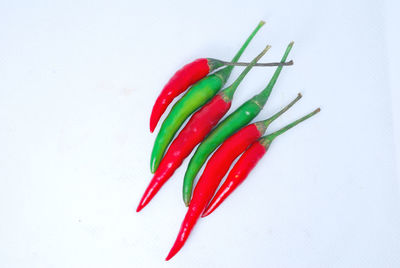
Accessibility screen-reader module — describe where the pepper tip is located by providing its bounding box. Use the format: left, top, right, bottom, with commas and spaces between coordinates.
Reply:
136, 204, 143, 213
165, 249, 176, 261
150, 159, 157, 174
183, 195, 190, 207
149, 121, 156, 133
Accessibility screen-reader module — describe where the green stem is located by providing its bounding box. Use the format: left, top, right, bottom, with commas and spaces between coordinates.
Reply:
216, 21, 265, 82
223, 45, 271, 100
221, 60, 294, 67
254, 93, 302, 134
263, 93, 302, 125
231, 21, 265, 63
261, 108, 321, 146
253, 41, 294, 106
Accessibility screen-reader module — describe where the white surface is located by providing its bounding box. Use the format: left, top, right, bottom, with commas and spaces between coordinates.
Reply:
1, 0, 399, 267
384, 0, 400, 188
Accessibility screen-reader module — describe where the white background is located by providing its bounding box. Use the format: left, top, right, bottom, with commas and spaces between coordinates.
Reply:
1, 0, 399, 267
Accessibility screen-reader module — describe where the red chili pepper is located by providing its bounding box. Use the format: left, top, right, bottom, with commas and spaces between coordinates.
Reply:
164, 94, 302, 260
203, 108, 321, 217
150, 58, 211, 133
149, 56, 294, 133
137, 94, 230, 212
137, 47, 270, 212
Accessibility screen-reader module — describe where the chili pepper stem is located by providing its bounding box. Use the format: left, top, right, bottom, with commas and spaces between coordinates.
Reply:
253, 41, 294, 106
261, 108, 321, 146
182, 41, 295, 206
202, 107, 320, 217
223, 45, 271, 100
231, 45, 270, 88
151, 21, 265, 173
215, 21, 265, 83
255, 93, 302, 133
219, 59, 294, 67
267, 93, 302, 123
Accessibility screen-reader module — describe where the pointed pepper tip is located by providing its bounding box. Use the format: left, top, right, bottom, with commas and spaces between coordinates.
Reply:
136, 204, 143, 213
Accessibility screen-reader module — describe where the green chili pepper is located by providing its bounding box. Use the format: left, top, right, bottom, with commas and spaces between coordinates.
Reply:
182, 41, 294, 206
150, 21, 265, 173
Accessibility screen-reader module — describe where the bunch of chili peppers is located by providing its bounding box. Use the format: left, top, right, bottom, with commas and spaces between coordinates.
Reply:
137, 21, 321, 261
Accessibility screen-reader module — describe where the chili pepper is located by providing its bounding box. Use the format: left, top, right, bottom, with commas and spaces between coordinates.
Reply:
137, 46, 271, 212
150, 59, 293, 133
164, 95, 303, 260
182, 41, 294, 206
202, 108, 320, 217
150, 21, 265, 173
190, 93, 301, 215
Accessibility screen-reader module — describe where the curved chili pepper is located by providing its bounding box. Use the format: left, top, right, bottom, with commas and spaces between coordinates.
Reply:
150, 58, 215, 133
182, 41, 294, 206
164, 95, 304, 260
187, 93, 301, 216
137, 46, 271, 212
202, 108, 320, 217
150, 21, 265, 173
149, 58, 294, 133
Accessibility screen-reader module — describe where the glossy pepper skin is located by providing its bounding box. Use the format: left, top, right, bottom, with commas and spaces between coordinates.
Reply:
165, 163, 219, 261
202, 108, 321, 216
166, 107, 320, 261
138, 95, 229, 212
150, 58, 294, 133
182, 41, 294, 206
150, 21, 265, 173
150, 58, 221, 133
164, 95, 302, 260
137, 47, 270, 212
188, 93, 301, 218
